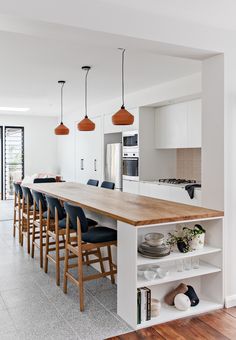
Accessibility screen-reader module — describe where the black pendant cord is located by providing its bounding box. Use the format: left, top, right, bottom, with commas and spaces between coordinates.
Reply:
60, 81, 65, 124
121, 48, 125, 108
84, 68, 90, 118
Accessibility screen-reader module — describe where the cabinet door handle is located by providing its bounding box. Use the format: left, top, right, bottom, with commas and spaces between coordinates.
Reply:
94, 159, 97, 172
81, 159, 84, 170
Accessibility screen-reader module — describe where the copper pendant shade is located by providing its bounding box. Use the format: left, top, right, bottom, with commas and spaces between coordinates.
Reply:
55, 80, 69, 135
78, 66, 95, 131
55, 122, 69, 135
112, 49, 134, 126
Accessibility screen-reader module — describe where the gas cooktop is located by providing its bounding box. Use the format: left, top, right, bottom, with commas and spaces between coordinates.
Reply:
158, 178, 197, 185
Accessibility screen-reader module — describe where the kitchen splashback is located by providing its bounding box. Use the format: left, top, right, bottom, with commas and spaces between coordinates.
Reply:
176, 148, 201, 182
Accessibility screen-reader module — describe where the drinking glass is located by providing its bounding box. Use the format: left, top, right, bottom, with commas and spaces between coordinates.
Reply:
183, 258, 192, 270
176, 259, 184, 272
192, 256, 200, 269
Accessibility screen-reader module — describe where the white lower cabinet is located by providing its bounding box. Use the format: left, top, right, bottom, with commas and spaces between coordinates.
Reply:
123, 180, 140, 194
139, 182, 201, 206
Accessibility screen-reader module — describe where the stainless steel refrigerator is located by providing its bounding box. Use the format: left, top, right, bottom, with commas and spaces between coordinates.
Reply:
105, 143, 122, 190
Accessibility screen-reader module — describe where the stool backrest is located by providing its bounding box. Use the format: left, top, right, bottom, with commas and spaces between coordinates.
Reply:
13, 183, 23, 199
45, 195, 66, 220
64, 202, 88, 233
101, 181, 115, 190
21, 186, 33, 206
87, 179, 99, 187
33, 178, 56, 183
32, 190, 47, 212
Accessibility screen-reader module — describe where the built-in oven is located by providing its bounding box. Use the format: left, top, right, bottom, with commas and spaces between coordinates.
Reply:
123, 131, 138, 149
123, 150, 139, 181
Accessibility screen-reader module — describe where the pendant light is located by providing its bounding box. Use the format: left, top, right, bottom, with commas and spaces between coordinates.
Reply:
54, 80, 69, 135
112, 48, 134, 125
77, 66, 95, 131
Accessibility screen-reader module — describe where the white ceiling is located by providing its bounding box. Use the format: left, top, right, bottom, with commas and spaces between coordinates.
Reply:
0, 29, 200, 117
0, 1, 207, 117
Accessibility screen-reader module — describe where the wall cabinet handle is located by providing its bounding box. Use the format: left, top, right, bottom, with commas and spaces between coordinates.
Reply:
81, 159, 84, 170
94, 159, 97, 172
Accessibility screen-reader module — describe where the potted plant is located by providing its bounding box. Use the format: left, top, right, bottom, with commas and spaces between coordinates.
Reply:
184, 224, 206, 250
167, 230, 191, 253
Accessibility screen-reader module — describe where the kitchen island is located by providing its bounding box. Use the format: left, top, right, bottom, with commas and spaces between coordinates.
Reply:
27, 182, 224, 329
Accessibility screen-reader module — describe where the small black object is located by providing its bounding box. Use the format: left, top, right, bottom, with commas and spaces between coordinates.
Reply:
185, 184, 201, 199
184, 285, 199, 306
177, 240, 189, 253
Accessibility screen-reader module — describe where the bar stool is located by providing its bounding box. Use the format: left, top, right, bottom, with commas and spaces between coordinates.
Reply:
63, 202, 117, 311
31, 190, 48, 268
87, 179, 99, 187
44, 195, 76, 286
13, 182, 23, 242
101, 181, 115, 190
21, 186, 37, 253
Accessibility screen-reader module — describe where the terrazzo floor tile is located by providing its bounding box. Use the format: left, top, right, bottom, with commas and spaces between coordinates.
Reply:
67, 308, 131, 340
0, 309, 17, 334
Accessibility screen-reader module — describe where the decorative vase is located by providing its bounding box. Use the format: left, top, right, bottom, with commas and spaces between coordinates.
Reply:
189, 233, 205, 250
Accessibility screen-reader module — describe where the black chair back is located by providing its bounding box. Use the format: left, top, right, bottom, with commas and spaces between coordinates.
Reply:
33, 178, 56, 183
13, 183, 23, 199
87, 179, 99, 187
32, 190, 47, 212
21, 186, 34, 206
45, 195, 66, 220
64, 202, 88, 233
101, 181, 115, 190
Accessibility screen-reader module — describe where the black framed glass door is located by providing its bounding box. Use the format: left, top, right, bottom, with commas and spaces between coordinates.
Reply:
4, 126, 24, 199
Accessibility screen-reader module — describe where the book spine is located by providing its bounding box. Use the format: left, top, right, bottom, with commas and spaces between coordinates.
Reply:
137, 289, 141, 324
140, 288, 147, 323
146, 288, 151, 321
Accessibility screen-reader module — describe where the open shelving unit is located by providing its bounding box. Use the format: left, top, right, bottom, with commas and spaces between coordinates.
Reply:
117, 216, 224, 330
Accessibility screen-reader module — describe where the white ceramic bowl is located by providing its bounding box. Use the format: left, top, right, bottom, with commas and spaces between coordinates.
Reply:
144, 270, 157, 281
145, 233, 165, 246
156, 268, 169, 278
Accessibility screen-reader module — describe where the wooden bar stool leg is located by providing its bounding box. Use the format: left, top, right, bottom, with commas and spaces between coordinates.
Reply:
107, 245, 115, 284
55, 208, 60, 286
18, 196, 22, 243
31, 201, 36, 258
44, 207, 50, 273
63, 214, 70, 294
97, 248, 105, 274
77, 218, 84, 311
13, 193, 16, 237
26, 197, 30, 254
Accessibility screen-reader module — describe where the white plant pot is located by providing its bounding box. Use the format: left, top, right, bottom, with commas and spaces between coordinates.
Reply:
189, 233, 205, 250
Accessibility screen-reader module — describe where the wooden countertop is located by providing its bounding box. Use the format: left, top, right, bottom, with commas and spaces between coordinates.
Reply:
26, 182, 223, 226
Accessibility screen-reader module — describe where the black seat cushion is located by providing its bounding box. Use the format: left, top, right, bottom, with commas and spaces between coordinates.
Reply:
58, 217, 97, 229
86, 218, 98, 227
82, 226, 117, 243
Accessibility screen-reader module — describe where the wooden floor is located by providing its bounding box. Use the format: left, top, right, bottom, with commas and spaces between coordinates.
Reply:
107, 308, 236, 340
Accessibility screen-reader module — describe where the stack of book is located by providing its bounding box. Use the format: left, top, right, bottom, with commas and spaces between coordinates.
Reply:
137, 287, 151, 324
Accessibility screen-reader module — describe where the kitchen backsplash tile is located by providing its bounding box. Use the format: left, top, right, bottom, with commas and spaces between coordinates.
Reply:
176, 148, 201, 182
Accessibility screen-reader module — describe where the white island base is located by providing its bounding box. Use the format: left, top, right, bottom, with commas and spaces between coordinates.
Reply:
117, 217, 224, 330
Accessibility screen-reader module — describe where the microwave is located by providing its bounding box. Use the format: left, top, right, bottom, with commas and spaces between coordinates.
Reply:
123, 131, 138, 148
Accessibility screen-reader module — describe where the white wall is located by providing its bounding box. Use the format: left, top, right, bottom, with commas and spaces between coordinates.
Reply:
0, 114, 59, 176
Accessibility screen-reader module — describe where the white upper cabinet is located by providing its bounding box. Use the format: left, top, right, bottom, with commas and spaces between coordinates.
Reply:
187, 99, 202, 148
104, 108, 139, 134
155, 99, 201, 149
